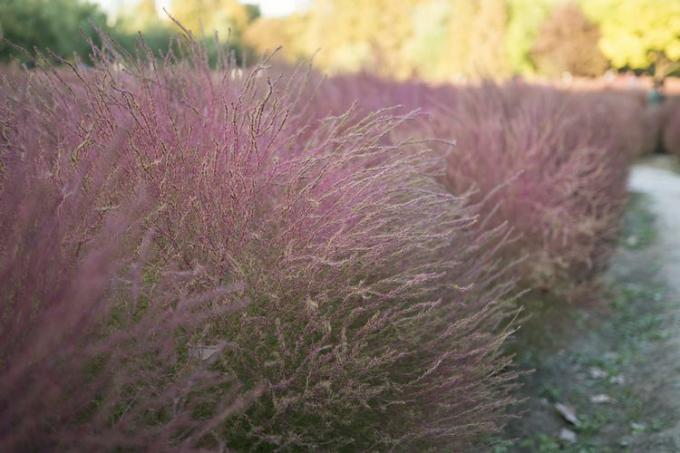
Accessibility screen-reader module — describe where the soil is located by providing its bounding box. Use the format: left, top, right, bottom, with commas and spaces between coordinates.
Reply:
628, 156, 680, 448
494, 155, 680, 452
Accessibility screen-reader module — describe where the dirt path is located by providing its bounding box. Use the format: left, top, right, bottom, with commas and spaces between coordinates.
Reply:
629, 159, 680, 286
628, 156, 680, 448
499, 156, 680, 452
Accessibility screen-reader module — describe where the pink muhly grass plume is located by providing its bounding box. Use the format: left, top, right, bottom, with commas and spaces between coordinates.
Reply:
0, 37, 518, 450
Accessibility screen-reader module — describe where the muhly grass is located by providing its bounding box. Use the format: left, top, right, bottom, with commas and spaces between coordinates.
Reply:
663, 97, 680, 157
439, 83, 630, 298
313, 75, 631, 300
0, 39, 519, 450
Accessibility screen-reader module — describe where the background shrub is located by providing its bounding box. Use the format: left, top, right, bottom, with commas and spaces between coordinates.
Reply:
438, 83, 629, 297
312, 75, 631, 299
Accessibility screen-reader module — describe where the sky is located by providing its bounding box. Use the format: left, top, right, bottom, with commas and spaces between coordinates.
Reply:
94, 0, 309, 18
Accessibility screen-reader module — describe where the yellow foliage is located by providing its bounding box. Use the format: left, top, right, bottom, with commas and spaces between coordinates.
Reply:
243, 0, 512, 81
242, 0, 676, 79
300, 0, 421, 77
117, 0, 162, 32
580, 0, 680, 73
244, 15, 310, 60
170, 0, 250, 40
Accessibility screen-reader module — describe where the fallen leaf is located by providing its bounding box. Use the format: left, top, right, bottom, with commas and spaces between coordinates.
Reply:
631, 422, 646, 433
555, 402, 580, 426
559, 428, 577, 443
589, 367, 607, 379
603, 351, 619, 361
190, 343, 225, 361
590, 394, 613, 404
610, 374, 626, 385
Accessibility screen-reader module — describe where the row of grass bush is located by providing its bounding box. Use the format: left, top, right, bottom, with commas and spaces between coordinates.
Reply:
315, 74, 632, 300
0, 37, 635, 450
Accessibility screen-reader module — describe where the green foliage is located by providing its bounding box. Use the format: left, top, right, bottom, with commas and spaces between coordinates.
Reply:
113, 0, 177, 56
621, 192, 656, 250
0, 0, 107, 61
0, 0, 252, 65
580, 0, 680, 76
505, 0, 556, 74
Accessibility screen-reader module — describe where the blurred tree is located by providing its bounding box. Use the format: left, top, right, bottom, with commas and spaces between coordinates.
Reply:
248, 0, 515, 80
300, 0, 421, 77
531, 2, 607, 77
114, 0, 177, 56
505, 0, 556, 74
580, 0, 680, 77
0, 0, 108, 61
170, 0, 252, 41
438, 0, 509, 79
118, 0, 160, 32
445, 0, 478, 77
244, 14, 309, 60
0, 0, 253, 64
243, 3, 262, 23
403, 0, 452, 80
468, 0, 511, 77
114, 0, 252, 65
243, 0, 680, 80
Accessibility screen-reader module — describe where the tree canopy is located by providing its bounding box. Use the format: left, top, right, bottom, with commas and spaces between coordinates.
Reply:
243, 0, 679, 79
580, 0, 680, 77
0, 0, 107, 61
2, 0, 677, 78
531, 2, 607, 77
0, 0, 258, 64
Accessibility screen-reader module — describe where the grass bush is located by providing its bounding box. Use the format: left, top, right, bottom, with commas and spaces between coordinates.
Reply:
315, 76, 631, 299
583, 89, 656, 158
437, 82, 630, 297
316, 76, 636, 296
0, 40, 517, 450
0, 59, 257, 450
